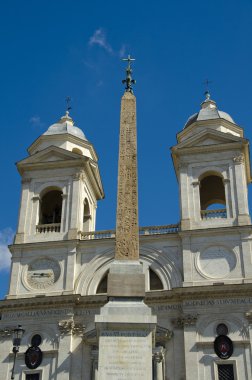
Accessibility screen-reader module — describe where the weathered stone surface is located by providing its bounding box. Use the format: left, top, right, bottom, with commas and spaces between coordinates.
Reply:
115, 92, 139, 260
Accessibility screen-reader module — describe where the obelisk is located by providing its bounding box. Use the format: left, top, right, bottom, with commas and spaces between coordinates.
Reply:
95, 56, 157, 380
107, 55, 145, 297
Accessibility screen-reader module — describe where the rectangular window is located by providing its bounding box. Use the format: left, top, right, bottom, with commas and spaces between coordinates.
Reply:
218, 364, 234, 380
26, 374, 40, 380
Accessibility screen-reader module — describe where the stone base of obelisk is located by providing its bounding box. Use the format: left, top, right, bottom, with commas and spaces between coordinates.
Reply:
95, 261, 157, 380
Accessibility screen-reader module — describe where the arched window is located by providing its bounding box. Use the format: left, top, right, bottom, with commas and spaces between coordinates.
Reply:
199, 173, 227, 219
40, 189, 63, 225
96, 272, 108, 294
149, 268, 163, 290
95, 268, 163, 294
83, 198, 91, 232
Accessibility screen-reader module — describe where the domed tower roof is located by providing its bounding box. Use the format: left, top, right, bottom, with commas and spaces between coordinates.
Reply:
44, 111, 87, 140
184, 91, 235, 129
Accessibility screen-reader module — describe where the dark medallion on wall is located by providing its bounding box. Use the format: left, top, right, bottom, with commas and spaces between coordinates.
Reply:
214, 335, 233, 359
25, 346, 43, 369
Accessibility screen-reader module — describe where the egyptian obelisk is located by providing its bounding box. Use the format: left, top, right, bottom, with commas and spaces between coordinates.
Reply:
95, 56, 157, 380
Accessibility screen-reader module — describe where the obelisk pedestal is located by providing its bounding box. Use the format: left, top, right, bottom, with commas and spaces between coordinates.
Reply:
95, 60, 156, 380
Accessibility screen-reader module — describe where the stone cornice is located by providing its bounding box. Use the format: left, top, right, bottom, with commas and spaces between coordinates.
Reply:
173, 141, 245, 157
0, 294, 107, 312
1, 284, 251, 312
145, 283, 252, 304
28, 133, 98, 161
176, 118, 244, 142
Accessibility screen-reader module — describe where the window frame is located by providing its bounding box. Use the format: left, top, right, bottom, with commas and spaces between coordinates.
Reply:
22, 369, 42, 380
214, 359, 237, 380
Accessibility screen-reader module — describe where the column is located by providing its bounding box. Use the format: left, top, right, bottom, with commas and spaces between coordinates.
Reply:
91, 348, 99, 380
61, 193, 68, 233
179, 163, 190, 230
233, 154, 250, 224
68, 172, 83, 239
15, 178, 31, 243
153, 346, 165, 380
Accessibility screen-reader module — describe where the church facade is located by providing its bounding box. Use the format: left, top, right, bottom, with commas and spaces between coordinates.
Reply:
0, 89, 252, 380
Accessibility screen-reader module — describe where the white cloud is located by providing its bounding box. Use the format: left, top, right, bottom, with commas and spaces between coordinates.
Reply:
89, 28, 113, 54
119, 44, 126, 58
29, 116, 44, 127
0, 228, 14, 271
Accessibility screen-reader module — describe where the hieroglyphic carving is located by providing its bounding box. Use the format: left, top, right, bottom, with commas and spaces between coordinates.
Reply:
115, 92, 139, 260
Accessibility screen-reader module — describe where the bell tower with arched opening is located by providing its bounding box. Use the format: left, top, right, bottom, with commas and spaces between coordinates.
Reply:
172, 92, 251, 230
8, 110, 104, 299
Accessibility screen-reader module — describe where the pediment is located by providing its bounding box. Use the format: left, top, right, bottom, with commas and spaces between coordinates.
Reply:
18, 146, 84, 166
175, 129, 243, 150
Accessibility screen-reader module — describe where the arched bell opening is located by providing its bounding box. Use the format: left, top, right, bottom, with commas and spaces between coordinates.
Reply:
83, 198, 91, 232
199, 173, 227, 219
38, 189, 63, 232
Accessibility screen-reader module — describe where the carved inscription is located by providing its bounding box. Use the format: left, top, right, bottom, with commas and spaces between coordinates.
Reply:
98, 330, 152, 379
115, 93, 139, 260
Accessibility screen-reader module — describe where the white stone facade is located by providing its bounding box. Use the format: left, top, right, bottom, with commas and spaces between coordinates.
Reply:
1, 98, 252, 380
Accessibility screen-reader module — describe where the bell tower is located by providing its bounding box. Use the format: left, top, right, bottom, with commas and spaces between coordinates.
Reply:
8, 109, 104, 299
171, 92, 251, 230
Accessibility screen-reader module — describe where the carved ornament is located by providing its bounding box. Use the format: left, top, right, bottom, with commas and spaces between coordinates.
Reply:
173, 314, 198, 328
58, 320, 85, 335
73, 171, 85, 181
233, 153, 245, 164
0, 327, 13, 337
153, 346, 166, 363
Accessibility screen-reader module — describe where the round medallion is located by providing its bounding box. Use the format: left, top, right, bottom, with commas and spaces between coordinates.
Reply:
214, 335, 233, 359
25, 346, 43, 369
197, 246, 236, 279
26, 258, 60, 289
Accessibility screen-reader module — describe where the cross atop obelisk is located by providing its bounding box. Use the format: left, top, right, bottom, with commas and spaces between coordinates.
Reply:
108, 56, 145, 296
115, 56, 139, 261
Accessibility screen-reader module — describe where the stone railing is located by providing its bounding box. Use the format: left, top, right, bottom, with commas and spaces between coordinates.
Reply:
201, 209, 227, 220
80, 224, 179, 240
36, 223, 61, 233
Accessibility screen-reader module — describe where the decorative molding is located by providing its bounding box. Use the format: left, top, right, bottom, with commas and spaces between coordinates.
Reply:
58, 320, 85, 336
73, 171, 85, 181
173, 314, 198, 328
223, 178, 230, 184
0, 327, 13, 337
32, 196, 40, 201
178, 162, 187, 170
155, 325, 173, 343
21, 178, 31, 184
153, 346, 166, 363
233, 153, 245, 164
192, 181, 199, 187
245, 311, 252, 324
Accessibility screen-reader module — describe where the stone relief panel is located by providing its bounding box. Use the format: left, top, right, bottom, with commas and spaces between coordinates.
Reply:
195, 245, 237, 280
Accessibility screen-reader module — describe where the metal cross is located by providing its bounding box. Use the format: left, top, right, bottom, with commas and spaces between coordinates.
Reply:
203, 79, 212, 99
65, 96, 72, 112
122, 55, 136, 93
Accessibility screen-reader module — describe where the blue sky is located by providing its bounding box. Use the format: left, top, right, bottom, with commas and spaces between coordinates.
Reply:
1, 0, 252, 298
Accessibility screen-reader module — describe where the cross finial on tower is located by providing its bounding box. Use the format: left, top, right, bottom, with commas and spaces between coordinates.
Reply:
203, 79, 212, 100
122, 55, 136, 93
65, 96, 72, 115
